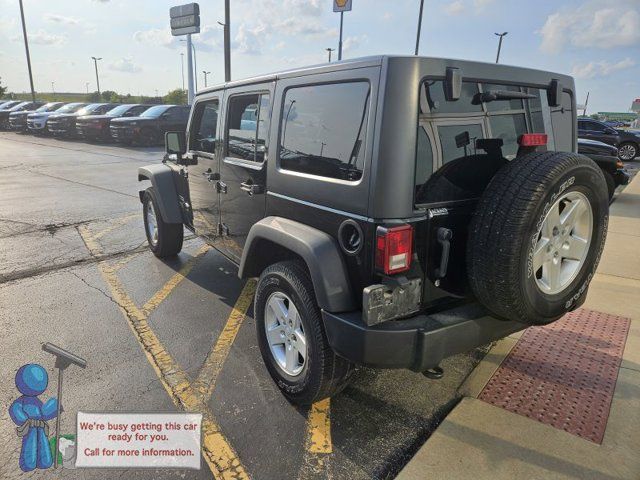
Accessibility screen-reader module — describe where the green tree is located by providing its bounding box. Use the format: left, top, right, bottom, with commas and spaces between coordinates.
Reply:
101, 90, 119, 103
87, 91, 101, 102
163, 89, 187, 105
590, 114, 600, 120
0, 77, 7, 98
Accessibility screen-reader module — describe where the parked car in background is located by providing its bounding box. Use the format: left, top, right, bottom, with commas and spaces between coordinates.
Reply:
28, 102, 85, 134
0, 100, 22, 110
578, 138, 629, 200
110, 104, 190, 146
0, 101, 45, 129
76, 104, 152, 142
578, 118, 640, 161
9, 102, 64, 131
47, 103, 117, 137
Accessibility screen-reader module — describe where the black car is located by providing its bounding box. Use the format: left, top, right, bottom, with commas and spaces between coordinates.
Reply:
47, 103, 117, 137
578, 118, 640, 161
0, 101, 45, 130
76, 104, 153, 142
9, 102, 64, 131
578, 138, 629, 199
139, 56, 610, 405
110, 105, 190, 146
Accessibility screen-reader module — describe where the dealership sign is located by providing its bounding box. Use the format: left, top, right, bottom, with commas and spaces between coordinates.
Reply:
170, 3, 200, 36
333, 0, 352, 12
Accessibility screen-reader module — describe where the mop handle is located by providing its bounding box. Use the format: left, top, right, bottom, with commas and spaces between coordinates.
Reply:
53, 368, 63, 468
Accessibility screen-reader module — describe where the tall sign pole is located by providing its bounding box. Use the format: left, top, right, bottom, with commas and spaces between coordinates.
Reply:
170, 3, 200, 103
224, 0, 231, 82
18, 0, 36, 101
415, 0, 425, 55
333, 0, 352, 61
495, 32, 507, 63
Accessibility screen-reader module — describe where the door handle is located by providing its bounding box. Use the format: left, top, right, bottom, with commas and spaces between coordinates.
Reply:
240, 181, 264, 196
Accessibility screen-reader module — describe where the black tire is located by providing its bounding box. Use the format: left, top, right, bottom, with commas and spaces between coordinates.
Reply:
142, 187, 183, 258
255, 261, 354, 405
603, 171, 616, 201
467, 152, 609, 325
618, 142, 638, 161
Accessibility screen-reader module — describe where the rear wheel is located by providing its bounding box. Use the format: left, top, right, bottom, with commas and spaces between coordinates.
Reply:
467, 152, 609, 325
142, 188, 183, 258
255, 261, 354, 405
618, 142, 638, 161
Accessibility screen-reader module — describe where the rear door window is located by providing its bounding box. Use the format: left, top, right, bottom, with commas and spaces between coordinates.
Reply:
278, 81, 370, 181
226, 93, 270, 163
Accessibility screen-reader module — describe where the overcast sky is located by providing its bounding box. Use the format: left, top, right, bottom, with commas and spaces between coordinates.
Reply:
0, 0, 638, 113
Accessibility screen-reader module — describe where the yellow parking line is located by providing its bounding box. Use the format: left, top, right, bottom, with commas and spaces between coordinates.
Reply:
192, 279, 257, 401
306, 398, 332, 454
78, 226, 249, 479
141, 244, 211, 316
93, 212, 138, 240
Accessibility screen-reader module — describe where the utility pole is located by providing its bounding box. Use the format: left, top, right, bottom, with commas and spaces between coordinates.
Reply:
18, 0, 36, 101
338, 11, 344, 60
85, 82, 89, 94
51, 82, 55, 99
583, 91, 590, 117
415, 0, 425, 55
495, 32, 507, 63
91, 56, 102, 94
224, 0, 231, 81
326, 48, 335, 62
203, 71, 211, 88
180, 53, 185, 91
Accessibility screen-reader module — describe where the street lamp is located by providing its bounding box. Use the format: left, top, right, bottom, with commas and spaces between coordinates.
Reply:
494, 32, 508, 63
203, 71, 211, 88
85, 82, 89, 94
18, 0, 36, 102
91, 56, 102, 95
51, 81, 55, 99
415, 0, 425, 55
326, 48, 335, 62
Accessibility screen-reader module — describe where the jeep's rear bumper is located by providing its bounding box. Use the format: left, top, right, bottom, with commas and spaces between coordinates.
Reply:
322, 303, 525, 372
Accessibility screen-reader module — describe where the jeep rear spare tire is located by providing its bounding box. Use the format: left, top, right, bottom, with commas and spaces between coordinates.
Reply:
467, 152, 609, 325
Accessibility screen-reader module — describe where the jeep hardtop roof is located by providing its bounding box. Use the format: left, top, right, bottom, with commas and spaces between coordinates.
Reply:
197, 55, 574, 96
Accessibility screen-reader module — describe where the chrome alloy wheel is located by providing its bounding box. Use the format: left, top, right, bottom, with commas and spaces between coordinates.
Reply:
618, 144, 637, 161
532, 191, 593, 295
145, 200, 158, 246
265, 292, 306, 377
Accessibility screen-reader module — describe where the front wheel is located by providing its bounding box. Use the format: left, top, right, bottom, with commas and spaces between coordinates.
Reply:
255, 261, 354, 405
618, 142, 638, 161
142, 188, 183, 258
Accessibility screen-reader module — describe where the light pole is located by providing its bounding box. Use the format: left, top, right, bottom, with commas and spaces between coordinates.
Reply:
51, 82, 55, 99
18, 0, 36, 101
338, 11, 344, 60
180, 53, 185, 91
494, 32, 507, 63
326, 48, 335, 62
415, 0, 425, 55
91, 56, 102, 95
203, 71, 211, 88
85, 82, 89, 94
180, 39, 198, 91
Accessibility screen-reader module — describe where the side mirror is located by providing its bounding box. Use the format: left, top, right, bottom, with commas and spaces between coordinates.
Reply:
165, 131, 186, 158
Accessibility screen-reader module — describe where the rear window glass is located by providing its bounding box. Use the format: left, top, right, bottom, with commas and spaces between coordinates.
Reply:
279, 81, 369, 181
423, 80, 482, 114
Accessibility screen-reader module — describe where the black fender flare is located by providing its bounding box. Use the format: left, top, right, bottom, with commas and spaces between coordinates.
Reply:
239, 217, 356, 313
137, 164, 183, 224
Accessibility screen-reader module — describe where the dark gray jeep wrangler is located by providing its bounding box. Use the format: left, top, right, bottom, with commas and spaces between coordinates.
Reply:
138, 56, 608, 405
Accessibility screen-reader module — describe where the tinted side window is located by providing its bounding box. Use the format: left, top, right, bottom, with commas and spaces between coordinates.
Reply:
129, 105, 148, 116
415, 126, 433, 192
226, 93, 270, 163
191, 100, 219, 154
279, 82, 370, 181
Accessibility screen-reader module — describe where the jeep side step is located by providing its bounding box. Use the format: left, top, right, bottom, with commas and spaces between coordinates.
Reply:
322, 302, 526, 372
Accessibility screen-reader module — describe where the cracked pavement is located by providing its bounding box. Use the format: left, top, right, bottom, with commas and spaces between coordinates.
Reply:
0, 132, 485, 479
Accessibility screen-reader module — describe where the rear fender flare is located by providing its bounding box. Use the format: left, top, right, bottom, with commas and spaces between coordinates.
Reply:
137, 164, 183, 224
239, 217, 355, 313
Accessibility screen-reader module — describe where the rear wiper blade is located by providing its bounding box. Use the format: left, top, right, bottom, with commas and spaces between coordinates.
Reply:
472, 90, 537, 104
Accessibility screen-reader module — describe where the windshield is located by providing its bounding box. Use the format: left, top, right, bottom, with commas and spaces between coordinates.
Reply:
105, 104, 133, 116
0, 101, 20, 109
9, 102, 30, 111
140, 105, 170, 118
76, 104, 104, 116
55, 103, 86, 114
36, 103, 60, 112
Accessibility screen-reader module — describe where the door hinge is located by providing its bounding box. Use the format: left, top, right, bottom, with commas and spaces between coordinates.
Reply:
217, 223, 229, 236
216, 180, 228, 194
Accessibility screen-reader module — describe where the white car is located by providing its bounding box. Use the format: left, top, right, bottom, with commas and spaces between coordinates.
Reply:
27, 102, 85, 133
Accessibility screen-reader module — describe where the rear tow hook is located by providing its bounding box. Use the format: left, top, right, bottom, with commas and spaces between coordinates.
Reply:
422, 366, 444, 380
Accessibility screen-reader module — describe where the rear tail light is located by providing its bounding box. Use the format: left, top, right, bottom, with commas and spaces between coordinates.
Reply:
518, 133, 547, 147
375, 225, 413, 275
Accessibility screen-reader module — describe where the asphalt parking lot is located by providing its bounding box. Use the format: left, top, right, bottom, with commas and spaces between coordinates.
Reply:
0, 132, 487, 479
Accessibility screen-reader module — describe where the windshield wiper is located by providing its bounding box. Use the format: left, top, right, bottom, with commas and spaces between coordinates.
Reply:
472, 90, 537, 104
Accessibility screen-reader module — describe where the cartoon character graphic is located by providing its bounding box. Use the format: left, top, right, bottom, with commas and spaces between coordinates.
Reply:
9, 364, 58, 472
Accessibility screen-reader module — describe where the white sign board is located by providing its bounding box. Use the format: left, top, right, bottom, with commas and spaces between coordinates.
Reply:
75, 412, 202, 469
333, 0, 352, 12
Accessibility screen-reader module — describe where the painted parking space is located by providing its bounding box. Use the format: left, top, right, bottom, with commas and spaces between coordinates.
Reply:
0, 132, 486, 479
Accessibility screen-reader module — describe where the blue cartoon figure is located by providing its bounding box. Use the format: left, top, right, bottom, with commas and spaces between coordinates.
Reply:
9, 364, 58, 472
